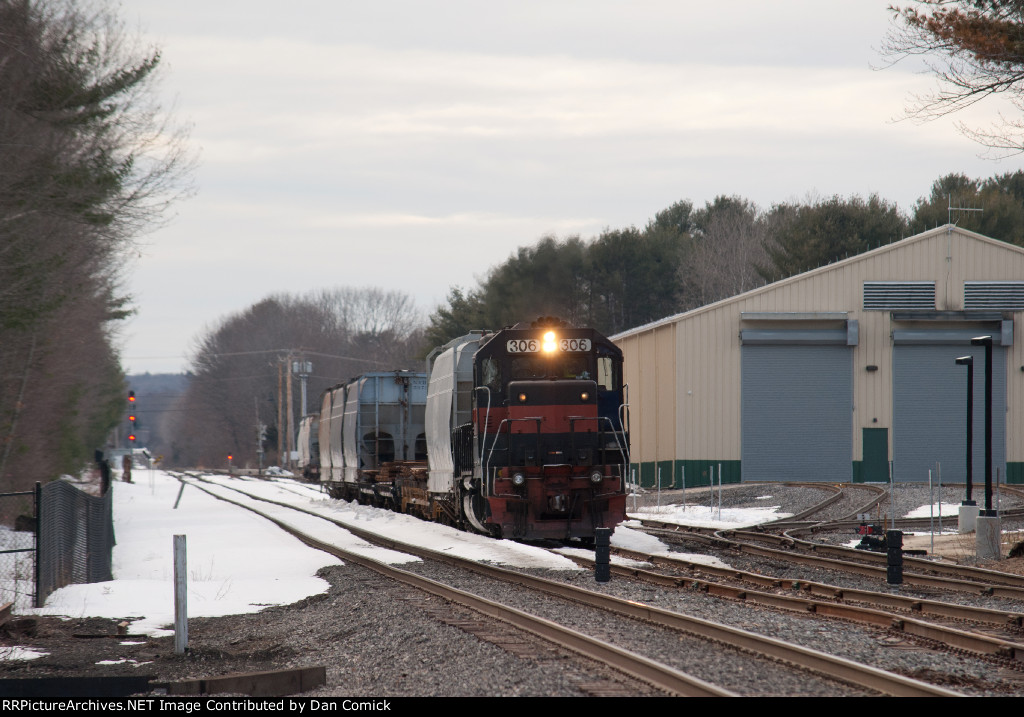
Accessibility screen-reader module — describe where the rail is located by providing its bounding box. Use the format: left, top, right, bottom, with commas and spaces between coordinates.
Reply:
175, 472, 961, 697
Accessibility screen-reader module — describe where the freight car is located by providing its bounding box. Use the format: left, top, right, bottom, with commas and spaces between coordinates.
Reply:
316, 317, 629, 541
295, 414, 320, 482
318, 370, 427, 505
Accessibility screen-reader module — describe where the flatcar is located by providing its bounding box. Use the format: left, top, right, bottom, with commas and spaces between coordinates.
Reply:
316, 317, 629, 541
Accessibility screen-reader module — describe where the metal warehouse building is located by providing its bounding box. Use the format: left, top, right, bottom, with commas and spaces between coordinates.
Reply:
612, 225, 1024, 488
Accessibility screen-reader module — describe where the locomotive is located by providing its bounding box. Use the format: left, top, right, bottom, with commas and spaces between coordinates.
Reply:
313, 317, 629, 541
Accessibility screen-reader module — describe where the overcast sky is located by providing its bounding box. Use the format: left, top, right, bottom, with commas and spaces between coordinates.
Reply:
120, 1, 1018, 375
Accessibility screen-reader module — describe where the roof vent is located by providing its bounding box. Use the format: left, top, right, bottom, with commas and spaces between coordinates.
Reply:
964, 281, 1024, 310
863, 282, 935, 311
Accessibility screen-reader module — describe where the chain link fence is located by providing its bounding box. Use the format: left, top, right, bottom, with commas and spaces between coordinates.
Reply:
0, 487, 38, 610
0, 479, 114, 610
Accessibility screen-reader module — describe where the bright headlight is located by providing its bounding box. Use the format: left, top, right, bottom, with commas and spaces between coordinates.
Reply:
590, 470, 603, 484
512, 472, 526, 486
542, 331, 557, 352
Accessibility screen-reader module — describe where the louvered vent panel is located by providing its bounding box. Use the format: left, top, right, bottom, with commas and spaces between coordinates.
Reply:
964, 281, 1024, 310
863, 282, 935, 310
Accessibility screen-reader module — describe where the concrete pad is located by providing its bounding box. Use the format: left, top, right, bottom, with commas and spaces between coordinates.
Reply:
976, 516, 1003, 560
958, 504, 980, 533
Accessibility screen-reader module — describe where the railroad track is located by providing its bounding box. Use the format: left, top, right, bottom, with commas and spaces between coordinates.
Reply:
172, 471, 962, 697
581, 542, 1024, 663
638, 518, 1024, 600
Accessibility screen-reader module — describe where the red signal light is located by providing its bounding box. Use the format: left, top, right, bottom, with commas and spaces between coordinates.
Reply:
128, 391, 135, 403
128, 434, 136, 442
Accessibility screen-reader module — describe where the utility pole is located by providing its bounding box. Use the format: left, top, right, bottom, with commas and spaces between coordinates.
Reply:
255, 396, 265, 476
286, 356, 295, 468
277, 361, 284, 464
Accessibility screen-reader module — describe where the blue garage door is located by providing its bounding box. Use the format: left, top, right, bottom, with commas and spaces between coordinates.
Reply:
741, 342, 853, 482
893, 336, 1006, 484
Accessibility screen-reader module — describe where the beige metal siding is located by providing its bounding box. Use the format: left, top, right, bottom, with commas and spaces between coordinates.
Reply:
616, 226, 1024, 473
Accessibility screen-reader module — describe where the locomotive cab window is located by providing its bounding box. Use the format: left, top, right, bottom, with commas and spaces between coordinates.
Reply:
480, 357, 501, 393
597, 356, 616, 391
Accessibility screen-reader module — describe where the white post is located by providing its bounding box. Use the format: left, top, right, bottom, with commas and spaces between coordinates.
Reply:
708, 465, 714, 511
657, 466, 662, 508
630, 468, 637, 512
174, 535, 188, 654
937, 462, 942, 534
928, 469, 934, 555
717, 463, 723, 519
681, 466, 686, 509
997, 467, 1002, 513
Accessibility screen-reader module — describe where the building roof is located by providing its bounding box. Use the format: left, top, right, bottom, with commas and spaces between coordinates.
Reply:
611, 224, 1024, 341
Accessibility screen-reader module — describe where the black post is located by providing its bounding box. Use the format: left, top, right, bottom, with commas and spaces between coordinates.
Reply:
886, 530, 903, 585
971, 336, 994, 516
955, 356, 974, 505
34, 481, 41, 608
594, 527, 611, 583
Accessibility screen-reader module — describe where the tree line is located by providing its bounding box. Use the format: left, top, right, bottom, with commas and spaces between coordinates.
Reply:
0, 0, 192, 492
425, 170, 1024, 349
181, 168, 1024, 470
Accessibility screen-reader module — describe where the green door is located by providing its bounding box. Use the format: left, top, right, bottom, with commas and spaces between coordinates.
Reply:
862, 428, 889, 483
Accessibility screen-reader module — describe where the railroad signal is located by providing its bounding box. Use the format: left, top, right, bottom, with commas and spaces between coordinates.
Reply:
127, 391, 138, 447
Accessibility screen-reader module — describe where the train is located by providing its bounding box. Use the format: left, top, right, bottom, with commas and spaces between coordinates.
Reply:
296, 317, 630, 542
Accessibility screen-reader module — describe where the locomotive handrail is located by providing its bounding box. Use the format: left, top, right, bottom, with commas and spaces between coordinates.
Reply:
567, 414, 628, 466
483, 417, 508, 492
595, 414, 629, 480
602, 413, 629, 464
476, 385, 494, 475
617, 400, 631, 479
483, 416, 544, 493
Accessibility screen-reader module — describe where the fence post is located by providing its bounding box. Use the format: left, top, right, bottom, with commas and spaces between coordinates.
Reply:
174, 534, 188, 654
34, 482, 41, 608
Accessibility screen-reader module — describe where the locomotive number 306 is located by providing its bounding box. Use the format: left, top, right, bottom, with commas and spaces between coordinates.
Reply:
506, 338, 592, 353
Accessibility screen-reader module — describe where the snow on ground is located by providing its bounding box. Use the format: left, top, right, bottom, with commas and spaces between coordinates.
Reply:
557, 524, 733, 570
22, 470, 343, 637
0, 645, 48, 661
904, 502, 963, 519
7, 470, 784, 648
196, 472, 581, 571
625, 501, 793, 530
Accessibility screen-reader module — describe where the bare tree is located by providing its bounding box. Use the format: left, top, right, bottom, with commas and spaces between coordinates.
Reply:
172, 289, 425, 469
883, 1, 1024, 154
682, 196, 768, 309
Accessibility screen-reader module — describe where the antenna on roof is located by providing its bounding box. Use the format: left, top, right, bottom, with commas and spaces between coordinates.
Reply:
948, 193, 983, 227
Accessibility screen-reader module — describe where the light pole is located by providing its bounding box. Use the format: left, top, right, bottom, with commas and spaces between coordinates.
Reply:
955, 355, 978, 533
970, 335, 1000, 559
970, 336, 994, 516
